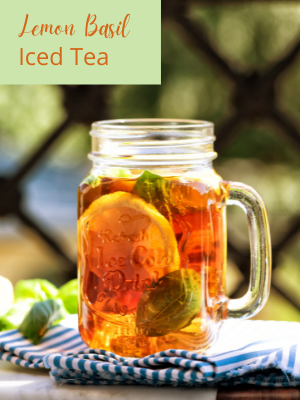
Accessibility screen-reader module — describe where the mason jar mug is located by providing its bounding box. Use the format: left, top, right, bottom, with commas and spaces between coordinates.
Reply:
77, 119, 271, 357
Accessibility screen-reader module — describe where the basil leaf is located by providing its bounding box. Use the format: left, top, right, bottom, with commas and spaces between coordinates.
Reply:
136, 269, 201, 337
0, 299, 35, 331
83, 169, 133, 189
83, 174, 101, 189
19, 299, 63, 344
103, 168, 133, 178
15, 279, 58, 301
133, 170, 171, 205
58, 279, 78, 314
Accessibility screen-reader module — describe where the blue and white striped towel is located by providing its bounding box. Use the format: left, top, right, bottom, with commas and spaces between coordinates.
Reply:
0, 319, 299, 387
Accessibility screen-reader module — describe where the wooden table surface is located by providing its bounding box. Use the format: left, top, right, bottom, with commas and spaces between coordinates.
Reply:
217, 385, 300, 399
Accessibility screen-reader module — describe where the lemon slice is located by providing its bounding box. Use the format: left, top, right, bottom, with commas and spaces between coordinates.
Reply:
0, 276, 14, 316
79, 191, 180, 279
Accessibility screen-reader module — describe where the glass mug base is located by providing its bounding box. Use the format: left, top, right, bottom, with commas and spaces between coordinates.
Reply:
79, 303, 220, 357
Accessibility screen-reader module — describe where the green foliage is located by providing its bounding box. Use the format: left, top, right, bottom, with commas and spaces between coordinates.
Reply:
0, 279, 78, 342
217, 127, 300, 167
15, 279, 58, 301
58, 279, 78, 314
0, 299, 35, 331
83, 168, 133, 188
103, 168, 133, 178
19, 299, 64, 345
136, 269, 201, 337
133, 170, 171, 206
83, 174, 101, 189
193, 4, 300, 68
0, 85, 63, 151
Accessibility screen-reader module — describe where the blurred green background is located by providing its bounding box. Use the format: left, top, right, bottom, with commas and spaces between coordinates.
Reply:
0, 2, 299, 321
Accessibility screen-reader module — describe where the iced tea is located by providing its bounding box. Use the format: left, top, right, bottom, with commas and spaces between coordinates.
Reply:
78, 168, 227, 357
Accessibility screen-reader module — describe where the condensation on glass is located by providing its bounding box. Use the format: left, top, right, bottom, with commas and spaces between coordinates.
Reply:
77, 119, 271, 357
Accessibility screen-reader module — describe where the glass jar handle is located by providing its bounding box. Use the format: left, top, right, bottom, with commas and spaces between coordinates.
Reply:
226, 181, 272, 319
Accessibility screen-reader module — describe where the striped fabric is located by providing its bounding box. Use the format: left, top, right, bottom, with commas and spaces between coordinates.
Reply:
0, 320, 299, 386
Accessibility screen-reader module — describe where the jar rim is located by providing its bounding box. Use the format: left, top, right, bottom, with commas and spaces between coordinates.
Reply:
89, 118, 217, 166
91, 118, 214, 136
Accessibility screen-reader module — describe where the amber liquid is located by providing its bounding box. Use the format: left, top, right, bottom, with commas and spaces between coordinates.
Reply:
78, 172, 227, 356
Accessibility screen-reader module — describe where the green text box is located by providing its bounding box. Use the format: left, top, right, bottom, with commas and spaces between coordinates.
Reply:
0, 0, 161, 84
